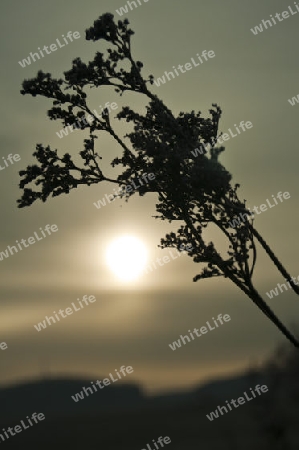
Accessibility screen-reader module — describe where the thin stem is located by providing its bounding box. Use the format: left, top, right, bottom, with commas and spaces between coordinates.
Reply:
185, 203, 299, 347
249, 225, 299, 295
247, 282, 299, 348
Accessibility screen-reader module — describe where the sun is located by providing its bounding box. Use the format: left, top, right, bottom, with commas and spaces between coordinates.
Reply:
105, 235, 148, 281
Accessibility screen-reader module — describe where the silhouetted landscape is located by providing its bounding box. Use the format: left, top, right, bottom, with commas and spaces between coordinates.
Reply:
2, 343, 299, 449
0, 370, 267, 449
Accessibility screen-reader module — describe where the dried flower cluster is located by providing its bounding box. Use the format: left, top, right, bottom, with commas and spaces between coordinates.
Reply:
18, 13, 299, 346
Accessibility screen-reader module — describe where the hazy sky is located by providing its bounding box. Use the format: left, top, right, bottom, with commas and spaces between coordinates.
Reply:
1, 0, 299, 394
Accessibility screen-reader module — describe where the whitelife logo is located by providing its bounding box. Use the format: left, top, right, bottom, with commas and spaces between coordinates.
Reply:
0, 153, 21, 172
0, 342, 8, 351
0, 224, 58, 262
71, 365, 134, 402
140, 435, 172, 450
190, 120, 253, 158
266, 274, 299, 299
288, 93, 299, 106
93, 173, 155, 209
228, 191, 291, 228
115, 0, 150, 17
206, 384, 269, 421
18, 31, 81, 68
153, 50, 215, 87
169, 314, 231, 351
33, 295, 96, 332
56, 102, 118, 139
250, 3, 299, 35
0, 412, 45, 444
144, 244, 192, 276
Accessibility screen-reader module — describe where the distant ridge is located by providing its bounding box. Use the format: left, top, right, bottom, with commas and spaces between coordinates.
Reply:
0, 370, 267, 419
0, 377, 144, 418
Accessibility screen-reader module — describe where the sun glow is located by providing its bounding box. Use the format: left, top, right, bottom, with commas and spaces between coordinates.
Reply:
105, 235, 148, 282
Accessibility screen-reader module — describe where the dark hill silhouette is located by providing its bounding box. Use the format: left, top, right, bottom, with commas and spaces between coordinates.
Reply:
0, 369, 267, 419
3, 367, 293, 450
0, 370, 271, 450
0, 377, 144, 418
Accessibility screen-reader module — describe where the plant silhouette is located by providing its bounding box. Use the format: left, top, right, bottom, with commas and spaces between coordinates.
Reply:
18, 13, 299, 347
